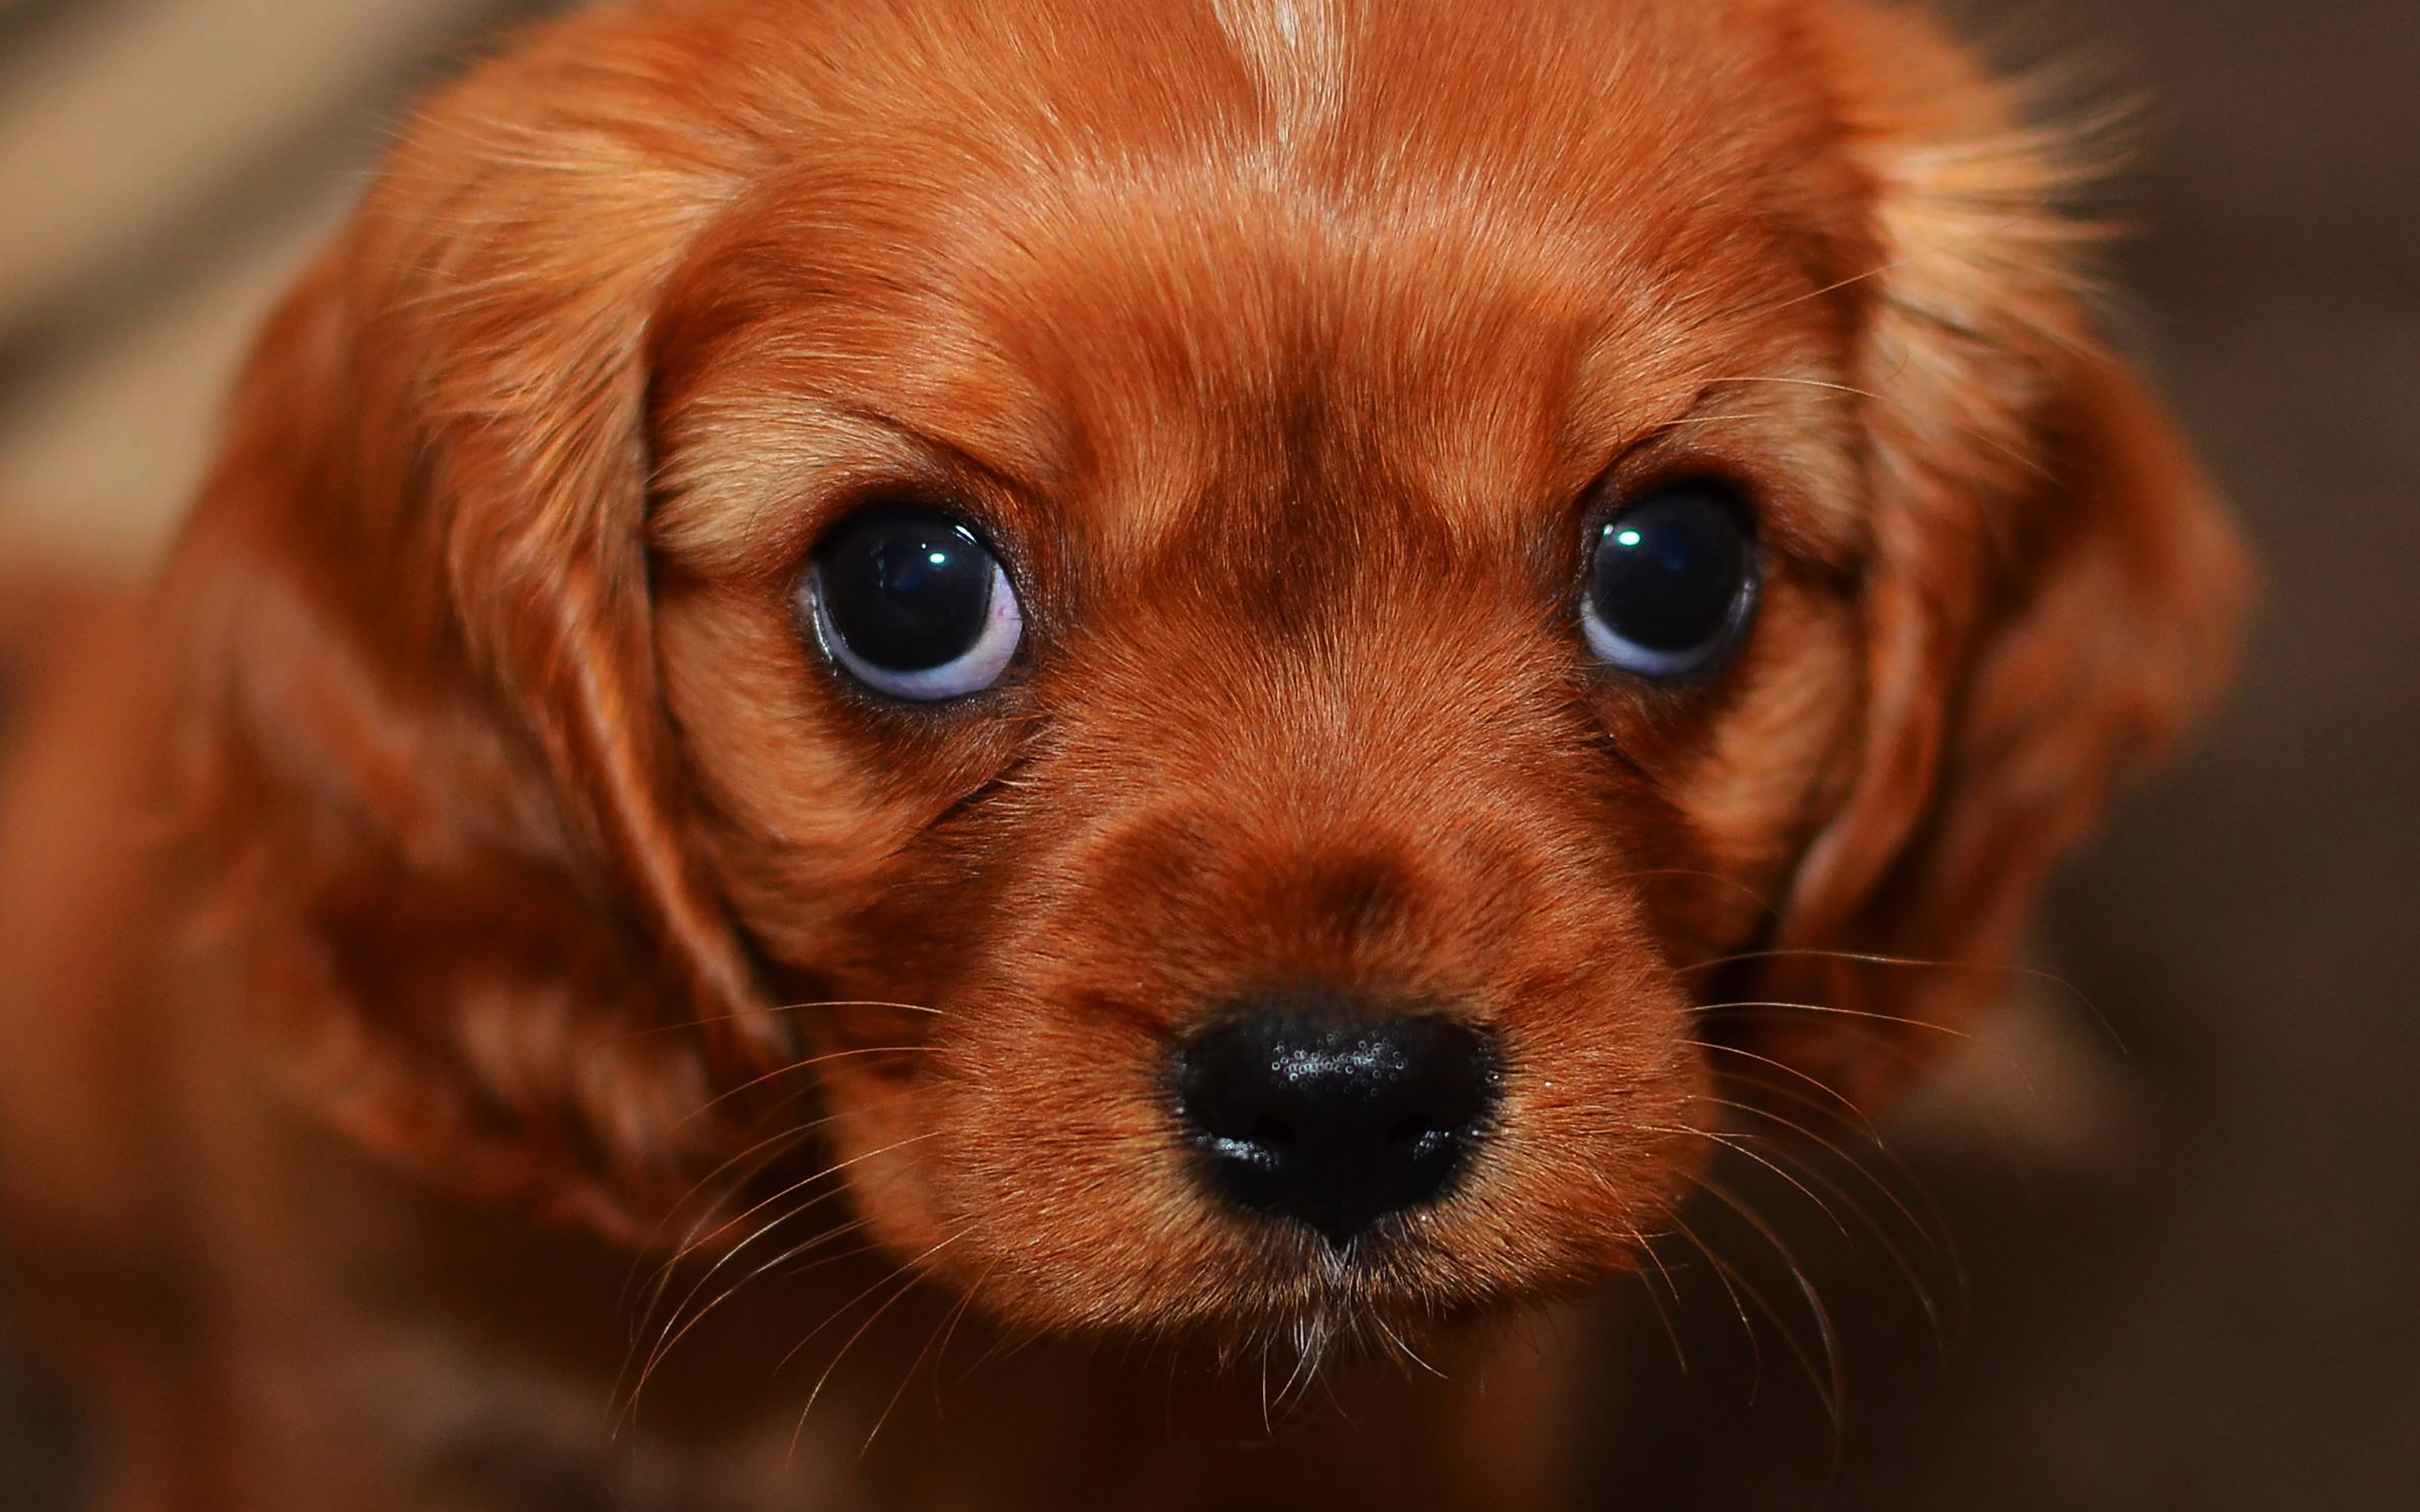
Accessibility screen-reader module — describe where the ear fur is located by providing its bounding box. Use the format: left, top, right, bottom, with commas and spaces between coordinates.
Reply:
1744, 2, 2252, 1100
158, 16, 785, 1234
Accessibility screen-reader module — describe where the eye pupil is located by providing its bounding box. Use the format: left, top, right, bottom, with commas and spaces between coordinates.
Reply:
822, 512, 995, 673
1583, 483, 1756, 677
807, 505, 1023, 699
1595, 508, 1736, 651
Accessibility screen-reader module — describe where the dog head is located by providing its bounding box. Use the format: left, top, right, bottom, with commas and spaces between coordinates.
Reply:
166, 0, 2245, 1344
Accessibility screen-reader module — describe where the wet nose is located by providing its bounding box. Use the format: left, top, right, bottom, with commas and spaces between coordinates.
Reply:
1172, 1001, 1499, 1249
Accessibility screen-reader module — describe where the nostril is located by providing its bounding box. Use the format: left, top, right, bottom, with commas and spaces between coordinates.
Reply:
1171, 1001, 1501, 1249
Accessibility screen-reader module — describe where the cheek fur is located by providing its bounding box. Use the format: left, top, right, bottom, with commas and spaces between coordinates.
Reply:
1653, 578, 1865, 951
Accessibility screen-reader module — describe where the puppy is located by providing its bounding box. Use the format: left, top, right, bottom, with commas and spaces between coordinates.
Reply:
0, 0, 2246, 1507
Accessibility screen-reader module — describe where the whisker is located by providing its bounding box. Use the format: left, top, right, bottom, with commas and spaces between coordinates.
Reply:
1600, 866, 1780, 921
1371, 1313, 1446, 1381
676, 1044, 932, 1131
625, 1203, 875, 1422
1693, 1040, 1880, 1133
627, 1094, 899, 1339
621, 1093, 824, 1312
1623, 1223, 1691, 1378
762, 998, 948, 1019
1700, 373, 2056, 484
1689, 997, 1973, 1042
616, 1109, 832, 1408
1680, 946, 2119, 1051
1693, 1128, 1855, 1244
777, 1234, 962, 1463
951, 1309, 1033, 1389
630, 1075, 929, 1315
1702, 372, 1884, 401
1273, 1314, 1323, 1414
843, 1240, 967, 1455
584, 999, 948, 1067
923, 1258, 1001, 1415
1695, 1177, 1845, 1436
1754, 256, 1915, 314
1702, 1046, 1972, 1332
1665, 1211, 1762, 1399
1707, 1103, 1949, 1354
637, 1131, 942, 1395
1706, 1090, 1939, 1258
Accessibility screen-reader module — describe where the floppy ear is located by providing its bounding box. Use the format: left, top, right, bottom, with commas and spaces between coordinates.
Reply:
159, 18, 785, 1235
1737, 6, 2251, 1102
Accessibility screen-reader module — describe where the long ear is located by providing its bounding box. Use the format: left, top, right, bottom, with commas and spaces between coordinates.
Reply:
1738, 6, 2252, 1102
159, 16, 785, 1235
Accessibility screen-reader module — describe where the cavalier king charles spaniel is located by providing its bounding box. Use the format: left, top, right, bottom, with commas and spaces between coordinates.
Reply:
0, 1, 2244, 1506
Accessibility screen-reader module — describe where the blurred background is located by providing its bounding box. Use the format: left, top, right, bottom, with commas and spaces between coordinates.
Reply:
0, 0, 2412, 1507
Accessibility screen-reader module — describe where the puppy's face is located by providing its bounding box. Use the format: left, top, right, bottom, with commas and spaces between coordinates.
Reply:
185, 0, 2243, 1348
642, 2, 1957, 1334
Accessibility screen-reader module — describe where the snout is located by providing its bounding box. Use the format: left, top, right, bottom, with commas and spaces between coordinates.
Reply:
1172, 996, 1501, 1249
834, 724, 1708, 1329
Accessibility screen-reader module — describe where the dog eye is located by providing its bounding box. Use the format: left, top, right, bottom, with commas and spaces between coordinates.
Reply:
1581, 481, 1759, 679
805, 506, 1023, 700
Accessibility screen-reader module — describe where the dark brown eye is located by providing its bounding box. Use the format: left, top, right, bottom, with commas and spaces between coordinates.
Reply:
804, 507, 1022, 699
1582, 481, 1759, 678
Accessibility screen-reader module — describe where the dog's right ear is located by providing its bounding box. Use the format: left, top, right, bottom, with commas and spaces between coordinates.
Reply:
154, 11, 787, 1236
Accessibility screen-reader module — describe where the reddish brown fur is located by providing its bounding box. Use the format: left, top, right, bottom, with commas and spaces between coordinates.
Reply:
0, 1, 2245, 1507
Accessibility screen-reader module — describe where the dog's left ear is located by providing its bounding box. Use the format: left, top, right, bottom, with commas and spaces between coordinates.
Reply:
1742, 4, 2252, 1100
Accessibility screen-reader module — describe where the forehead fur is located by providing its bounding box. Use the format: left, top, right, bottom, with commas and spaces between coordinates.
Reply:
645, 0, 1872, 575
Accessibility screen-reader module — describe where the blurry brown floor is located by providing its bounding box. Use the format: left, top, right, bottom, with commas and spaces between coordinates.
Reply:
3, 0, 2416, 1508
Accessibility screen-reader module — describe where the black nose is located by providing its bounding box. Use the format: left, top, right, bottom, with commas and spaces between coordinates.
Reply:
1172, 1004, 1500, 1249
